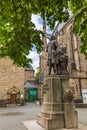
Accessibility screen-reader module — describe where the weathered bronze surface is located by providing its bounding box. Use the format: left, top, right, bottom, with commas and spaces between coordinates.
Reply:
46, 36, 68, 75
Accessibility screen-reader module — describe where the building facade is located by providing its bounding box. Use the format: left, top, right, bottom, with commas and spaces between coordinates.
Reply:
0, 57, 24, 106
0, 57, 39, 106
39, 17, 87, 103
24, 65, 40, 103
24, 64, 35, 82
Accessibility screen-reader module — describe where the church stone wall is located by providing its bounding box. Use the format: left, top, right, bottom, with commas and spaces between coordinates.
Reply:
56, 17, 87, 101
0, 57, 24, 100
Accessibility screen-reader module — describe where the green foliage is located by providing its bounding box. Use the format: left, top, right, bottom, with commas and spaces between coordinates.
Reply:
35, 67, 40, 78
0, 0, 70, 66
30, 0, 70, 29
0, 0, 87, 66
69, 0, 87, 58
24, 95, 29, 102
0, 0, 43, 67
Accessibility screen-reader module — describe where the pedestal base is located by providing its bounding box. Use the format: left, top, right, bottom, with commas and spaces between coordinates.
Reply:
37, 103, 78, 129
37, 75, 78, 130
65, 110, 78, 128
38, 112, 65, 129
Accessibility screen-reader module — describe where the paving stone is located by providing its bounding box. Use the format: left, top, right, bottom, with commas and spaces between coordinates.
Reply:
0, 103, 41, 130
0, 103, 87, 130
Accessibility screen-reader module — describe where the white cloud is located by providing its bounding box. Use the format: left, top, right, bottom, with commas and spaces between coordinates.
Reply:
32, 14, 52, 33
28, 51, 40, 72
31, 14, 43, 30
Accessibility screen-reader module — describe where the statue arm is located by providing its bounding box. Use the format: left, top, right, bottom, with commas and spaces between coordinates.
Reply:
46, 44, 48, 52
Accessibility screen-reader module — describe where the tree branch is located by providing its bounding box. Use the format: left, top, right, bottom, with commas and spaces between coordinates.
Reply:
12, 0, 17, 17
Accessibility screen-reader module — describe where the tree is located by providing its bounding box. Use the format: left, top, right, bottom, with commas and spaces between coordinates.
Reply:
0, 0, 87, 66
0, 0, 44, 67
0, 0, 70, 66
69, 0, 87, 58
35, 67, 40, 78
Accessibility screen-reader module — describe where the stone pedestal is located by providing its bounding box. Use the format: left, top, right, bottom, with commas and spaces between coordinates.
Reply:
37, 75, 78, 130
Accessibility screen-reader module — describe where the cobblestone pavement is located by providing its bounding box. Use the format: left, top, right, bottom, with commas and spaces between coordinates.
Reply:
0, 103, 87, 130
0, 103, 41, 130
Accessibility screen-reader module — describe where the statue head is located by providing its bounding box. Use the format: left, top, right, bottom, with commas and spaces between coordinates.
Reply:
50, 36, 56, 41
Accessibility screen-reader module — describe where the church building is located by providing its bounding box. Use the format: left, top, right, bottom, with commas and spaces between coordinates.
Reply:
39, 16, 87, 103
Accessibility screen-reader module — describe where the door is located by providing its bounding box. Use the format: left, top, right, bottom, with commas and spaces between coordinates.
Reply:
10, 94, 17, 104
28, 89, 37, 102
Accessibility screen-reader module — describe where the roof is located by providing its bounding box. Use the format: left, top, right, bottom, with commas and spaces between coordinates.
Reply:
52, 22, 66, 35
24, 64, 34, 71
24, 80, 39, 89
52, 16, 74, 36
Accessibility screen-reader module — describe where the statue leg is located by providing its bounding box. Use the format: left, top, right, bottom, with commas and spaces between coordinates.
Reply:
48, 66, 51, 75
53, 64, 56, 74
56, 65, 58, 75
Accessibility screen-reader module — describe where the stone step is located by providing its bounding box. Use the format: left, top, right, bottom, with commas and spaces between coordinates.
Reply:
7, 104, 20, 107
23, 120, 87, 130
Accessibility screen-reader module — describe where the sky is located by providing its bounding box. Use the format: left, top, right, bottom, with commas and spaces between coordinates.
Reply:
28, 14, 52, 72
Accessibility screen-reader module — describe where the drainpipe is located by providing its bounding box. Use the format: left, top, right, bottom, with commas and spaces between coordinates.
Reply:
78, 77, 83, 103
